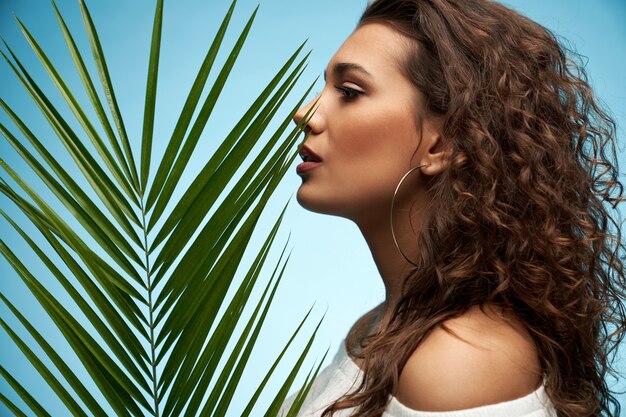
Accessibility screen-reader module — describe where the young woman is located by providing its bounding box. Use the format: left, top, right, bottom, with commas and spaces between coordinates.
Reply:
282, 0, 626, 416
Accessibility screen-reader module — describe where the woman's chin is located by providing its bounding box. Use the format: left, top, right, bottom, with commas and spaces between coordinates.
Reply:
296, 187, 322, 212
296, 188, 358, 222
295, 187, 335, 216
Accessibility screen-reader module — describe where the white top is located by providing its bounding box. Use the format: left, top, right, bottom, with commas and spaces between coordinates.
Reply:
279, 340, 557, 417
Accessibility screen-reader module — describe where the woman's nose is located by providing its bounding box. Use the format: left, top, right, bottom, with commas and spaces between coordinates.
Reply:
293, 93, 324, 135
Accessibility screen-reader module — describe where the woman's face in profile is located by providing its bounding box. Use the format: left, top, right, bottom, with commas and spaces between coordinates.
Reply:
294, 23, 437, 224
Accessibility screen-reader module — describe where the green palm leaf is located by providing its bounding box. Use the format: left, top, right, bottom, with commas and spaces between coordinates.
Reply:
0, 1, 322, 416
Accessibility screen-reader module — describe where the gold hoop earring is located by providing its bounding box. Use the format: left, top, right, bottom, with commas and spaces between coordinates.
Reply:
389, 163, 430, 267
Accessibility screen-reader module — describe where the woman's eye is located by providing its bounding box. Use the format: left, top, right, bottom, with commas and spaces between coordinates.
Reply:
335, 86, 363, 101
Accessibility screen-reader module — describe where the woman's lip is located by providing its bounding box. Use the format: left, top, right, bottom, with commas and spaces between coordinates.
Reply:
296, 161, 322, 175
299, 144, 323, 162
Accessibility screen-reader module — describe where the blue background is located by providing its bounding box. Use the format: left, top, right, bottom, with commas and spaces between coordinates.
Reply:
0, 0, 624, 415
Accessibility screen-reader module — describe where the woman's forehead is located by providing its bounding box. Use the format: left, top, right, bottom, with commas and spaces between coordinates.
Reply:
326, 23, 411, 80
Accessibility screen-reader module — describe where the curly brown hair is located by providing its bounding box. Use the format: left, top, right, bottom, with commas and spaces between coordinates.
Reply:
320, 1, 626, 417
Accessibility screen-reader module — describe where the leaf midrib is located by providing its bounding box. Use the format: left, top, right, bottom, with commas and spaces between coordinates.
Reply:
140, 198, 160, 417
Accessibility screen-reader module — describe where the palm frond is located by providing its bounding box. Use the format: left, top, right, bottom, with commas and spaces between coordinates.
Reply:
0, 0, 322, 415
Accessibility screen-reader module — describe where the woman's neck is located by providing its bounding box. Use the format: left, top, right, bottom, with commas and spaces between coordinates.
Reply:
353, 197, 427, 308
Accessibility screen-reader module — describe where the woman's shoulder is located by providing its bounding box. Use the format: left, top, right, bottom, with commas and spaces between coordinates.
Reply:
395, 303, 543, 412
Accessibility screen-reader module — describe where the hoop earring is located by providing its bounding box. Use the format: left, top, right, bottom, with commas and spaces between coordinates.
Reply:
390, 163, 430, 267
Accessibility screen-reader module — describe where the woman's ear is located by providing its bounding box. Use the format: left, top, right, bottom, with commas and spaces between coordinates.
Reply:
420, 118, 451, 176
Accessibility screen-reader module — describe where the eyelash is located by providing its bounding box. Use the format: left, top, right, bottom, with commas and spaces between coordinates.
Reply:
335, 85, 363, 101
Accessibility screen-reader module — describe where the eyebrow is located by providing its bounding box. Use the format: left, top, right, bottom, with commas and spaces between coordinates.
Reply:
323, 62, 372, 82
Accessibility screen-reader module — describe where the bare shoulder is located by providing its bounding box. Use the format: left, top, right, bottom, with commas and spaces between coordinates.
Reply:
395, 304, 543, 412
